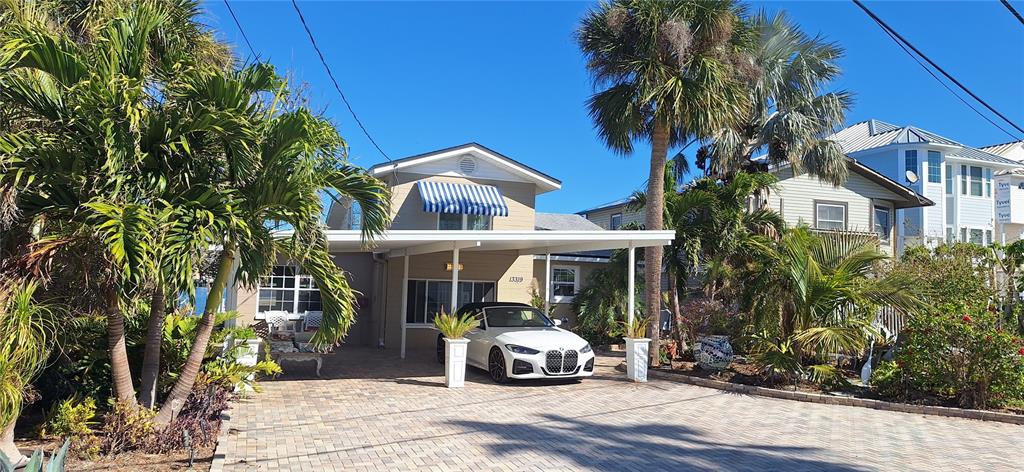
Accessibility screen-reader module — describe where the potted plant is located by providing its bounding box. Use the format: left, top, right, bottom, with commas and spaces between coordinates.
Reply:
433, 309, 478, 388
682, 299, 735, 370
621, 317, 651, 382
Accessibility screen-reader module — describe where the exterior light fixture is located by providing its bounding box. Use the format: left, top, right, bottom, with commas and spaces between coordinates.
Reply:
445, 263, 464, 271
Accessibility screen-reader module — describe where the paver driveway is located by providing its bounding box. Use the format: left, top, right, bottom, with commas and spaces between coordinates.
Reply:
215, 347, 1023, 471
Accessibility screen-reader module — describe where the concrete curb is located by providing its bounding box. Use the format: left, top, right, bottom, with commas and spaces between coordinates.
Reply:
617, 362, 1024, 426
209, 409, 234, 472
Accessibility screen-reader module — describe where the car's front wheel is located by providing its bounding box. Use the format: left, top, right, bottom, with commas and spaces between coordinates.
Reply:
488, 347, 509, 384
436, 334, 445, 364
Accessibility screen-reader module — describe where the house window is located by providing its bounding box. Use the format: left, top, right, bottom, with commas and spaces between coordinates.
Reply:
406, 280, 496, 324
927, 151, 941, 183
986, 230, 993, 246
969, 166, 983, 196
985, 168, 992, 197
258, 265, 321, 314
610, 213, 623, 230
946, 227, 955, 243
961, 165, 967, 194
960, 227, 967, 242
873, 206, 891, 241
969, 228, 984, 245
551, 266, 579, 302
905, 150, 918, 181
945, 164, 953, 194
437, 213, 492, 230
815, 202, 846, 230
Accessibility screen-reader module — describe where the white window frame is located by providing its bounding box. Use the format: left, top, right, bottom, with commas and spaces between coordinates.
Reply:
258, 265, 321, 315
873, 205, 891, 242
610, 213, 623, 230
436, 213, 493, 230
962, 165, 984, 197
550, 265, 580, 303
405, 278, 496, 326
814, 201, 847, 231
927, 150, 941, 183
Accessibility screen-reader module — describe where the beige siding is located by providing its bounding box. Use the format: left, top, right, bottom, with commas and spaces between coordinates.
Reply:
385, 250, 534, 354
582, 206, 643, 230
386, 172, 536, 230
769, 167, 899, 256
530, 259, 605, 327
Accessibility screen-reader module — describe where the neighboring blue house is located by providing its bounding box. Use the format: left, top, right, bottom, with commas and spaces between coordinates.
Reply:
830, 120, 1022, 251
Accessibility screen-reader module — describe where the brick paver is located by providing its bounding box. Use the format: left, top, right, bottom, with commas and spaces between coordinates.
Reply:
216, 348, 1023, 471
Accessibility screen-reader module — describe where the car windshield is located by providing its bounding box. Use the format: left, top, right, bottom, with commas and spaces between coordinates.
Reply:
484, 307, 553, 328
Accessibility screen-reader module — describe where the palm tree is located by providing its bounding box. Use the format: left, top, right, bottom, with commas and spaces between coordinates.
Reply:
577, 0, 752, 365
0, 280, 59, 466
701, 11, 851, 185
152, 67, 392, 425
743, 228, 921, 369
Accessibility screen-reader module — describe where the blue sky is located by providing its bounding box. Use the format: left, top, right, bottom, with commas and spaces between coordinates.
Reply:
202, 1, 1024, 214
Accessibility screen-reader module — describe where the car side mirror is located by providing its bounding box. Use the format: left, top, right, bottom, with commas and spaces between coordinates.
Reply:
478, 320, 486, 329
552, 319, 562, 327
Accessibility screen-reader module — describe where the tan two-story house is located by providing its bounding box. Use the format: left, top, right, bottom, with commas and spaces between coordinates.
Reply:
225, 143, 673, 357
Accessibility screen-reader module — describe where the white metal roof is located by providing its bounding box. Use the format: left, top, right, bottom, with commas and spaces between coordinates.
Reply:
312, 230, 674, 257
831, 120, 1021, 167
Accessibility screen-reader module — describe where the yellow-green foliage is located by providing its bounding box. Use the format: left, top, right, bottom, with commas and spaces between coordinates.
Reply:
433, 310, 477, 339
621, 316, 650, 339
40, 396, 101, 458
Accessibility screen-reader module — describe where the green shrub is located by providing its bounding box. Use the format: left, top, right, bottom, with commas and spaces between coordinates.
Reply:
101, 401, 155, 455
39, 396, 101, 458
870, 360, 907, 399
433, 310, 477, 339
893, 305, 1024, 409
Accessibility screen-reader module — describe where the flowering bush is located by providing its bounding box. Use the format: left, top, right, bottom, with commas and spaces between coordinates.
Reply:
679, 299, 741, 341
879, 304, 1024, 409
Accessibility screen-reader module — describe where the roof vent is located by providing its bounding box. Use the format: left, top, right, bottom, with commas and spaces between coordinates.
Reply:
458, 156, 477, 175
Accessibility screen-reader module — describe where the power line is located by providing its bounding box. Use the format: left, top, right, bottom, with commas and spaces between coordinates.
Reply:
853, 0, 1024, 137
873, 11, 1019, 140
1002, 0, 1024, 26
290, 0, 392, 162
223, 0, 258, 60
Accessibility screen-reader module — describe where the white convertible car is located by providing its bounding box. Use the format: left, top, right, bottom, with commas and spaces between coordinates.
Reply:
436, 302, 595, 383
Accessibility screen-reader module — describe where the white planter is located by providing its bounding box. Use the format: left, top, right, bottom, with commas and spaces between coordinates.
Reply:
624, 337, 650, 382
443, 338, 470, 388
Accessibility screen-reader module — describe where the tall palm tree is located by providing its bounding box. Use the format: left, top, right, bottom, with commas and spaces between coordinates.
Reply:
577, 0, 752, 365
0, 280, 58, 466
152, 67, 392, 425
702, 11, 851, 185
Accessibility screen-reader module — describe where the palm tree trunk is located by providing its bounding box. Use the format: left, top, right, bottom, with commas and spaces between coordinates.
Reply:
668, 271, 684, 354
138, 287, 166, 408
107, 288, 136, 405
645, 120, 670, 367
1, 420, 24, 467
154, 246, 235, 426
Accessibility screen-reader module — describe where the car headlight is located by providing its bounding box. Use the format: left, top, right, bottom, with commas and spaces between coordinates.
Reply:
505, 344, 540, 355
580, 343, 592, 354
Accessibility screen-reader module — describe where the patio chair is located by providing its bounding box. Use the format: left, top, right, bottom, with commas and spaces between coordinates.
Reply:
302, 311, 323, 331
264, 310, 295, 340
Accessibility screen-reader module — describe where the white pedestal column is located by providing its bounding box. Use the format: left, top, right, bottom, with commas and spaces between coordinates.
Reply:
625, 337, 650, 382
444, 338, 470, 388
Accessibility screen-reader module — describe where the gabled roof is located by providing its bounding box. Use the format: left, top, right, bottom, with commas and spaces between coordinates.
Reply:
368, 143, 561, 193
535, 212, 604, 231
830, 120, 1021, 167
576, 197, 633, 215
979, 139, 1024, 158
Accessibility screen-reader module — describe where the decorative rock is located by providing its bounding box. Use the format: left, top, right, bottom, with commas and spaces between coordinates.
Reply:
694, 334, 733, 370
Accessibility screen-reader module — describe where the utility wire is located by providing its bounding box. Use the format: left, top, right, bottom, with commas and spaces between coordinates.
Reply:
1002, 0, 1024, 26
290, 0, 392, 162
873, 12, 1019, 140
223, 0, 259, 60
853, 0, 1024, 137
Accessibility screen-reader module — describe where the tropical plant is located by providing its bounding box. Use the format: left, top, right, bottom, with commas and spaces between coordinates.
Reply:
577, 0, 753, 366
621, 316, 651, 339
571, 247, 642, 344
0, 281, 59, 465
0, 439, 70, 472
701, 11, 851, 185
433, 310, 478, 339
743, 228, 920, 383
39, 396, 101, 459
888, 243, 995, 311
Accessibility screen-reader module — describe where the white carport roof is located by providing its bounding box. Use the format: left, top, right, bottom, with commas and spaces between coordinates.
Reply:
320, 230, 675, 257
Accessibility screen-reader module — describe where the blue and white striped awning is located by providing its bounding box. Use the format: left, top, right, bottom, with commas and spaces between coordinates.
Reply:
417, 181, 509, 216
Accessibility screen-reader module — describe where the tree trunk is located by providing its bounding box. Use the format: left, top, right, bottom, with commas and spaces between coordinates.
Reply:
1, 420, 24, 467
107, 288, 136, 405
668, 270, 685, 354
139, 287, 166, 408
154, 246, 235, 426
645, 120, 670, 367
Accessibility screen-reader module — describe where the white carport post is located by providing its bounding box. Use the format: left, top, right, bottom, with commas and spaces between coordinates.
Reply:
450, 245, 460, 314
544, 252, 551, 315
400, 254, 409, 359
627, 243, 635, 326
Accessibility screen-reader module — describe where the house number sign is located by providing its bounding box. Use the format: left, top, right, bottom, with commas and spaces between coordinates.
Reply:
508, 276, 524, 283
